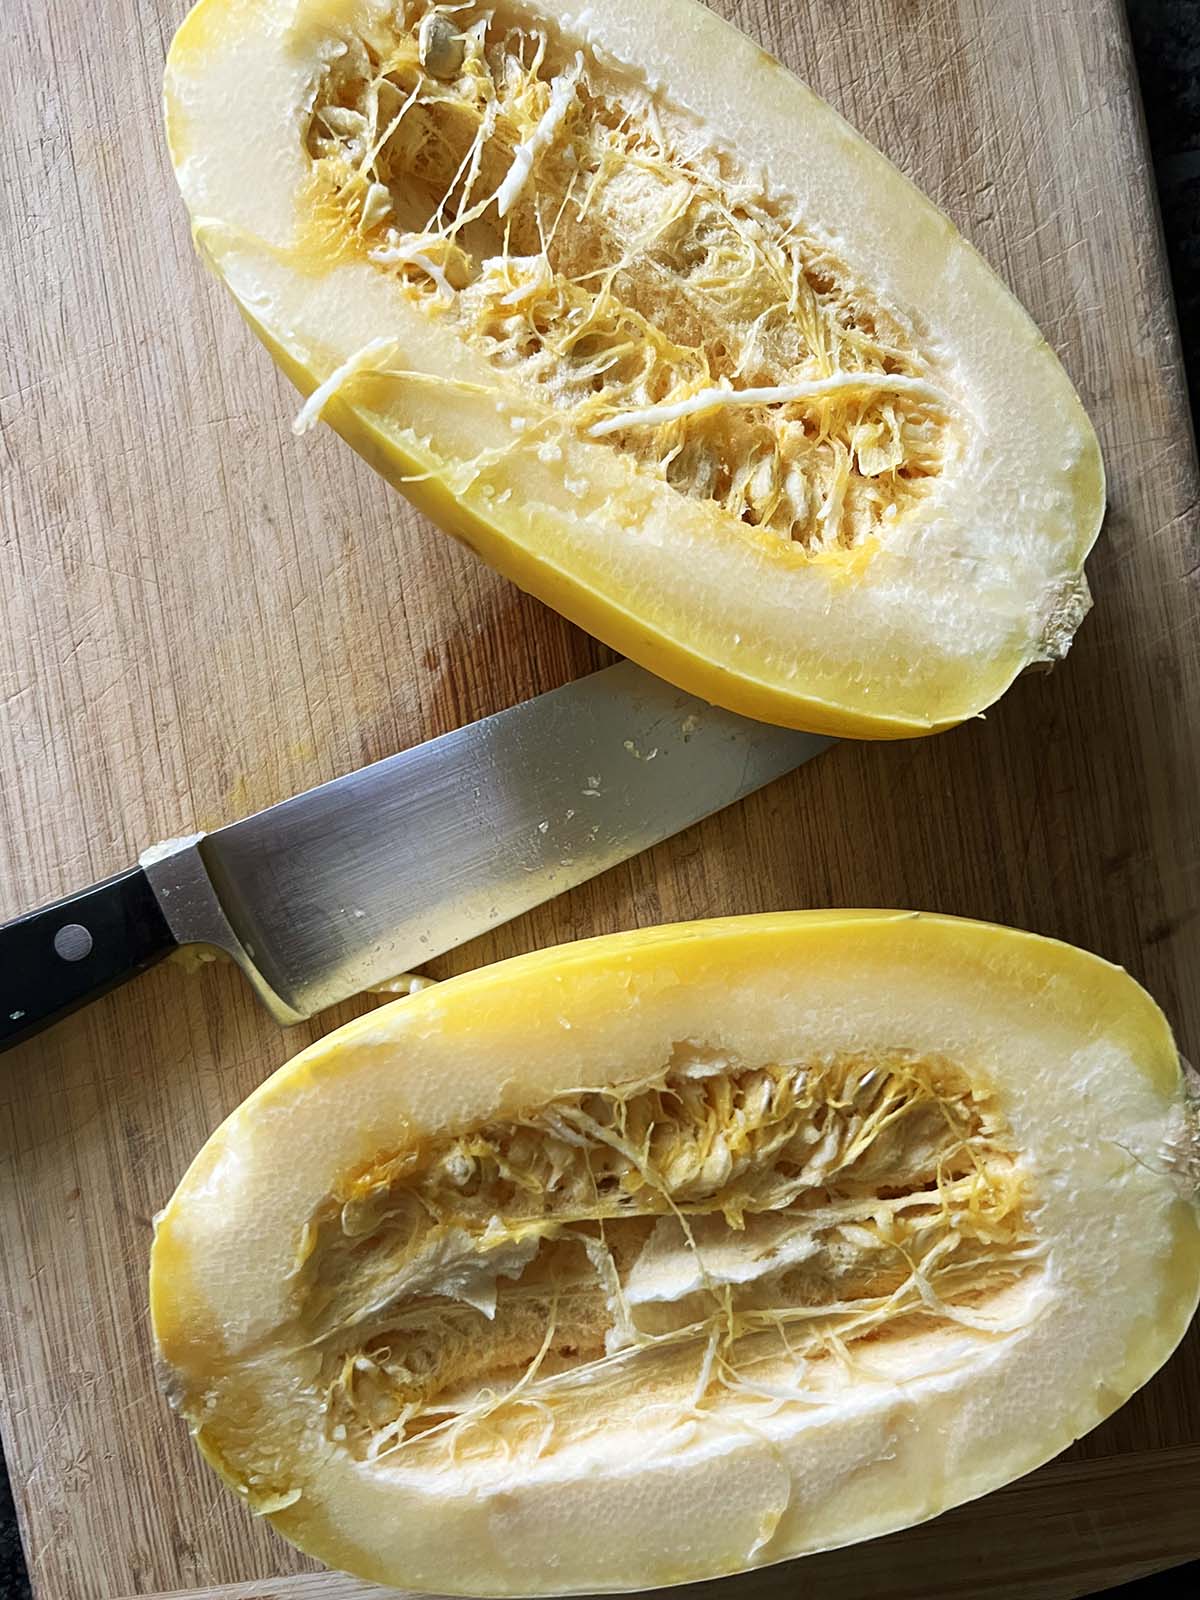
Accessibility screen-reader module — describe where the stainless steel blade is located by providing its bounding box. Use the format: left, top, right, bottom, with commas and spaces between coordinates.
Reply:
143, 661, 829, 1020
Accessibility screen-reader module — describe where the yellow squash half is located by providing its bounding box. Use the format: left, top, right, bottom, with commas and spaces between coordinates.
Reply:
151, 911, 1199, 1594
164, 0, 1104, 736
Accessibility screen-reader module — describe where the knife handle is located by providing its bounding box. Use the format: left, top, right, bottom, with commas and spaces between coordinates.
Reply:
0, 867, 176, 1052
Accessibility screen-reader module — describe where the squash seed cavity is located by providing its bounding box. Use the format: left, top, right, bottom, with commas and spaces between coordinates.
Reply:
292, 1047, 1038, 1470
302, 1, 957, 553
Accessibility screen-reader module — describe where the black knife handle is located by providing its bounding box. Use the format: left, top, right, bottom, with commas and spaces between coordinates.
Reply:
0, 867, 177, 1052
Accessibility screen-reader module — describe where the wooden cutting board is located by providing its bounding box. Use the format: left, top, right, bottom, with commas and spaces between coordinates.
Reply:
1, 0, 1198, 1596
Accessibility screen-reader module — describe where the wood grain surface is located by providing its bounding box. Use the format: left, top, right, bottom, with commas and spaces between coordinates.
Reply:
1, 1, 1198, 1597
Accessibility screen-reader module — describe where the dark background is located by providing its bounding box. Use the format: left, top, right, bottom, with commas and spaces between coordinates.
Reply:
0, 2, 1196, 1596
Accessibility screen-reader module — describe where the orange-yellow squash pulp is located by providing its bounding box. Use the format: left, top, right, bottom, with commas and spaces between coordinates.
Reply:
164, 0, 1104, 736
151, 911, 1199, 1594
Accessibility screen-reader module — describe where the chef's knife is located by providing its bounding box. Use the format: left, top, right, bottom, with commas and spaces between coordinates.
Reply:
0, 661, 829, 1050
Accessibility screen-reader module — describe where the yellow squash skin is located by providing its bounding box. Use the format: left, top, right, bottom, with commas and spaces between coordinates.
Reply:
164, 0, 1105, 737
151, 912, 1199, 1595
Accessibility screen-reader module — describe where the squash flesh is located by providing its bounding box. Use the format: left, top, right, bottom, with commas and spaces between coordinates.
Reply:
165, 0, 1105, 736
308, 1048, 1032, 1469
302, 1, 952, 553
150, 912, 1200, 1594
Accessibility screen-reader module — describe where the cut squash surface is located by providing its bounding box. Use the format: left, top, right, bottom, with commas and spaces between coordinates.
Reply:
165, 0, 1104, 736
151, 912, 1200, 1594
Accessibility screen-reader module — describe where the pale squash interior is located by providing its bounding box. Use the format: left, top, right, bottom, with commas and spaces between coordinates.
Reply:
297, 1046, 1035, 1470
304, 0, 956, 553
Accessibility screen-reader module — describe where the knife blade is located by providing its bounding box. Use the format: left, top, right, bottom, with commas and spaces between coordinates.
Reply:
1, 660, 829, 1050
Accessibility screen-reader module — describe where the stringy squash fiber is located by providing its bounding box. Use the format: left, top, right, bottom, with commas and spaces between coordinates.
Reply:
150, 912, 1200, 1594
164, 0, 1104, 736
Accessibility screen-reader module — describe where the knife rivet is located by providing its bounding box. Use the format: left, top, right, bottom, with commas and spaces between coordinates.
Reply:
53, 923, 93, 962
